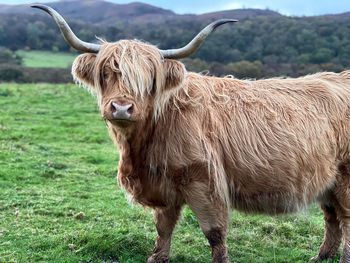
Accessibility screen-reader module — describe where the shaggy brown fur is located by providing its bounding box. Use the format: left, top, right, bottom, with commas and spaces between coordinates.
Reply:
72, 40, 350, 263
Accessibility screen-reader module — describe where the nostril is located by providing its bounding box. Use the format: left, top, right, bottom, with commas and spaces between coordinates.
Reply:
126, 104, 133, 114
110, 102, 117, 113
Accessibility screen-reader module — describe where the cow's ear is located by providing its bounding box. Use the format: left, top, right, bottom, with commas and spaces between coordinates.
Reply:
163, 60, 185, 90
72, 53, 96, 87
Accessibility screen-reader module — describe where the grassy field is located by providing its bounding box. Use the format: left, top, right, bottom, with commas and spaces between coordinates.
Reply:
16, 50, 77, 68
0, 83, 339, 263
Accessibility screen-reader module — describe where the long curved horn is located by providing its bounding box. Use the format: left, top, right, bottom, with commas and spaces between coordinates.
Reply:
31, 4, 101, 53
160, 19, 237, 59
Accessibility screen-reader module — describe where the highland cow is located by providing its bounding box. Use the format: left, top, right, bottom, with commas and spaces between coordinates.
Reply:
33, 4, 350, 263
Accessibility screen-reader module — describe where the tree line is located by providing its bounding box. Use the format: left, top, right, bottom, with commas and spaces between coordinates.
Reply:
0, 12, 350, 79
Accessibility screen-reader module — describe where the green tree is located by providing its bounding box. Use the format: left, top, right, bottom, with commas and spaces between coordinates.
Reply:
182, 58, 209, 73
226, 60, 263, 79
0, 48, 22, 65
311, 48, 334, 64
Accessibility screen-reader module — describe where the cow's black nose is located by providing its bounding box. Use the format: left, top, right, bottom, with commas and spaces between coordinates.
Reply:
110, 102, 133, 120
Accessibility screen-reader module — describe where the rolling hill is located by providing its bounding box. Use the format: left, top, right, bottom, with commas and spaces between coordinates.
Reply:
0, 0, 283, 25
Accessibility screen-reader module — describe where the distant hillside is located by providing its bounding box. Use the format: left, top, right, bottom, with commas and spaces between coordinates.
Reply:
198, 9, 281, 21
0, 0, 173, 24
0, 0, 285, 25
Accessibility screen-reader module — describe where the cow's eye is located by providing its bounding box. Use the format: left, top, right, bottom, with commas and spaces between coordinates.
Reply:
152, 77, 156, 93
100, 71, 108, 86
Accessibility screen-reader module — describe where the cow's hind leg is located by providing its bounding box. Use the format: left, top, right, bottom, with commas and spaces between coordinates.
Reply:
147, 205, 183, 263
310, 205, 342, 261
184, 181, 230, 263
334, 161, 350, 263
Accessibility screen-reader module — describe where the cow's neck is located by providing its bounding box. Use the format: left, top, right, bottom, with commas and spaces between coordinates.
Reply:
111, 118, 158, 192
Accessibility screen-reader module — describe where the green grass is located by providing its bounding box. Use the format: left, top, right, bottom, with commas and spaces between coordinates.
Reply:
0, 83, 339, 263
16, 50, 77, 68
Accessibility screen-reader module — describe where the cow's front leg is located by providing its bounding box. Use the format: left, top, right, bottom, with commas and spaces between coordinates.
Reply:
147, 205, 183, 263
184, 181, 230, 263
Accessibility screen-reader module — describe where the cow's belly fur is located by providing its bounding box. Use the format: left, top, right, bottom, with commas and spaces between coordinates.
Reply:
226, 162, 338, 215
232, 190, 303, 214
230, 187, 333, 214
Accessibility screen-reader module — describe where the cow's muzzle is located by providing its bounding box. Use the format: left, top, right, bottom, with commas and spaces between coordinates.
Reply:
103, 101, 135, 127
111, 102, 133, 120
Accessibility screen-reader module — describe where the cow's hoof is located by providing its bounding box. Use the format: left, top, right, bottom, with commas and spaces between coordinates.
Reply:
147, 255, 169, 263
310, 254, 331, 262
310, 255, 320, 262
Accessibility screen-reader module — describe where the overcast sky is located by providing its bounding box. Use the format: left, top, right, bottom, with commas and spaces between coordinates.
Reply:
2, 0, 350, 16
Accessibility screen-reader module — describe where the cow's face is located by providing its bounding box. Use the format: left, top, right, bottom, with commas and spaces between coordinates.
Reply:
72, 41, 185, 136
